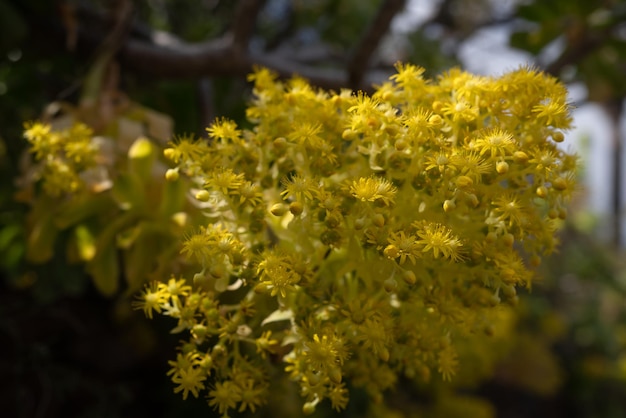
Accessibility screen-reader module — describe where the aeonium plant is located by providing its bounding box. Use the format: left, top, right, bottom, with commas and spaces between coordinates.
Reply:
134, 64, 577, 415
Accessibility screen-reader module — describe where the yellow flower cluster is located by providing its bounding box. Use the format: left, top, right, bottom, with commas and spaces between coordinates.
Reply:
23, 122, 98, 196
136, 64, 577, 415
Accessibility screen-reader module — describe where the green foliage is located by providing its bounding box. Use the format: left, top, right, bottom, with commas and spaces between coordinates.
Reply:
510, 0, 626, 100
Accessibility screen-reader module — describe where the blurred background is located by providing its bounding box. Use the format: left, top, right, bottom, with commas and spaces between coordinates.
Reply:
1, 0, 625, 417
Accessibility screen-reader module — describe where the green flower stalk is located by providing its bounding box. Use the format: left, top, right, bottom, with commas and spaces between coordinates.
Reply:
134, 63, 577, 415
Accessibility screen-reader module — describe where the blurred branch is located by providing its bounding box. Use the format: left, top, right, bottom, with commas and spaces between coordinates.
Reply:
347, 0, 407, 89
13, 0, 385, 92
231, 0, 266, 54
544, 33, 608, 77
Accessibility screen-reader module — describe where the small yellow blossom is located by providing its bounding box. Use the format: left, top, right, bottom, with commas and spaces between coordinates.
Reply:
349, 176, 397, 206
415, 222, 464, 262
208, 381, 242, 415
172, 366, 207, 400
473, 128, 516, 158
132, 282, 168, 319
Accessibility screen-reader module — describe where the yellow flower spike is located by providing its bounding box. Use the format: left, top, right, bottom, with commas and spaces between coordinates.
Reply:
116, 64, 579, 412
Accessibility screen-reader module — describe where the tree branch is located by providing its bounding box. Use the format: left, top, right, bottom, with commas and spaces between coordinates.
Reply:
17, 0, 389, 92
348, 0, 407, 89
231, 0, 267, 54
544, 34, 607, 77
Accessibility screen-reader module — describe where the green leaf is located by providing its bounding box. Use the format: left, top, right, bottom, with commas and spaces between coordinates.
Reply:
87, 240, 119, 296
86, 210, 139, 296
159, 175, 187, 217
74, 224, 96, 261
128, 137, 156, 182
54, 193, 111, 229
123, 222, 165, 293
111, 173, 144, 210
26, 210, 58, 263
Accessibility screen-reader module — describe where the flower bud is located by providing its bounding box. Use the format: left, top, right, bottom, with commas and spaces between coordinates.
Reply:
394, 139, 409, 151
383, 278, 397, 293
513, 151, 529, 163
443, 199, 456, 212
273, 137, 287, 148
270, 203, 287, 216
303, 402, 316, 415
502, 233, 515, 247
195, 190, 210, 201
163, 148, 175, 160
552, 177, 567, 191
289, 201, 304, 216
378, 346, 390, 362
536, 185, 548, 198
552, 131, 564, 143
456, 175, 473, 189
165, 168, 179, 181
496, 161, 509, 174
372, 213, 385, 227
384, 245, 399, 259
328, 366, 342, 383
402, 270, 417, 285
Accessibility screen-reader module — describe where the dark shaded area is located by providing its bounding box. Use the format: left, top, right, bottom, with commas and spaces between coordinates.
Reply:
0, 276, 211, 418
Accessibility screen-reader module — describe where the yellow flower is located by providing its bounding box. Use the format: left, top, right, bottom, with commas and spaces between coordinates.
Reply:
280, 174, 316, 201
237, 379, 268, 413
165, 133, 205, 164
260, 263, 300, 298
172, 366, 206, 400
386, 230, 420, 264
532, 98, 571, 127
303, 333, 345, 372
437, 346, 459, 381
441, 98, 478, 122
158, 276, 192, 300
206, 168, 245, 195
349, 176, 397, 206
206, 117, 243, 144
288, 122, 325, 149
180, 229, 212, 264
237, 181, 264, 206
415, 222, 464, 262
491, 194, 528, 228
132, 282, 168, 319
473, 128, 516, 157
208, 381, 242, 415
